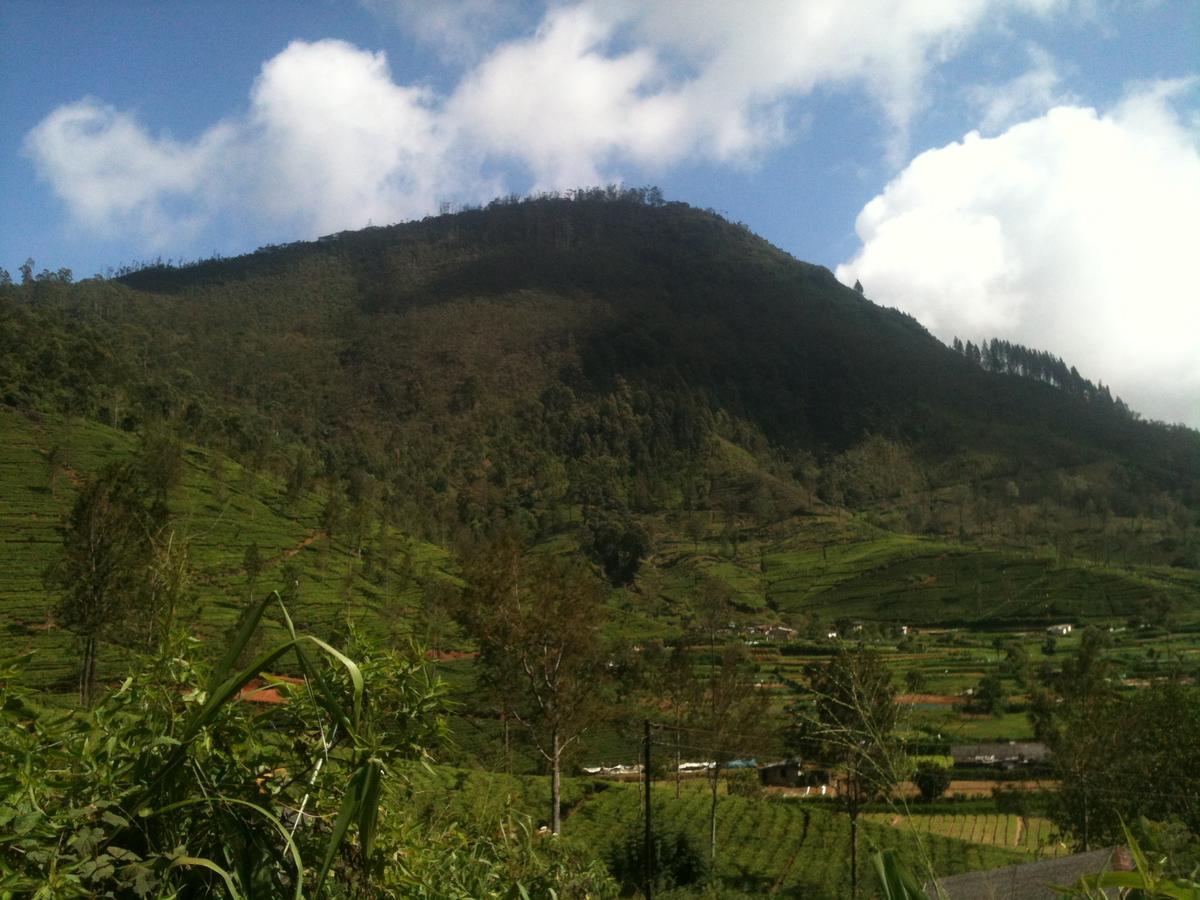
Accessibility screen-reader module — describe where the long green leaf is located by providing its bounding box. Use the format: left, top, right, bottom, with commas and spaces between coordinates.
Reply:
150, 797, 304, 900
303, 635, 365, 732
872, 848, 932, 900
1121, 820, 1152, 885
314, 764, 368, 895
169, 855, 244, 900
357, 757, 383, 858
131, 640, 300, 813
183, 640, 298, 744
209, 591, 278, 694
292, 638, 354, 740
273, 597, 359, 741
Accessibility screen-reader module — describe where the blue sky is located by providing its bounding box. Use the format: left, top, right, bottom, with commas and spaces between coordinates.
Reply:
2, 1, 1197, 426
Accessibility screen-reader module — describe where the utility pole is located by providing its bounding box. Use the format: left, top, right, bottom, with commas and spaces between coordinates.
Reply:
644, 719, 654, 899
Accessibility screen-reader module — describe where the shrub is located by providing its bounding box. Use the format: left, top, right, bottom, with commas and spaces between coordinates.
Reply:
913, 761, 952, 802
606, 822, 708, 895
728, 769, 764, 799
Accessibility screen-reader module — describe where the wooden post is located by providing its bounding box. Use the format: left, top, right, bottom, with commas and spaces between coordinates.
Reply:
644, 719, 654, 899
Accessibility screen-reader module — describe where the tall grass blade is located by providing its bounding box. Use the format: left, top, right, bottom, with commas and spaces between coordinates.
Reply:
358, 757, 383, 858
151, 797, 304, 899
872, 848, 933, 900
130, 640, 299, 812
304, 635, 365, 732
169, 855, 244, 899
209, 591, 278, 694
315, 763, 368, 894
292, 639, 355, 740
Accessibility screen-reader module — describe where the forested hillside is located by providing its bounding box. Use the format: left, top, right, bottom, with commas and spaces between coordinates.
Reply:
6, 193, 1198, 535
3, 191, 1198, 654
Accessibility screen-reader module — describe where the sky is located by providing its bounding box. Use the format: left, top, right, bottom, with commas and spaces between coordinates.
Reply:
2, 1, 1198, 427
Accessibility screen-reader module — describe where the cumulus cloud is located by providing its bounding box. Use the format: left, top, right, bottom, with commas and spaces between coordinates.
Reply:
26, 1, 1077, 248
612, 0, 1068, 162
25, 40, 499, 244
836, 81, 1200, 426
448, 5, 680, 186
360, 0, 524, 63
23, 100, 234, 248
966, 44, 1073, 133
244, 40, 458, 234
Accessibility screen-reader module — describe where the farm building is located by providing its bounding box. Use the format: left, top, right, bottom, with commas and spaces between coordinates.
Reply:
1046, 623, 1074, 636
950, 742, 1049, 768
580, 763, 643, 777
758, 758, 803, 787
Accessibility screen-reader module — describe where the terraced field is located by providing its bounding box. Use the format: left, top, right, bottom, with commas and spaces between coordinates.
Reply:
864, 812, 1066, 857
564, 781, 1024, 898
649, 507, 1199, 631
0, 408, 452, 692
396, 764, 1038, 897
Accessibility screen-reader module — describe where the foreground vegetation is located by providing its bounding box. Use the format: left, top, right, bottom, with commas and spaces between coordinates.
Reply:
0, 597, 614, 898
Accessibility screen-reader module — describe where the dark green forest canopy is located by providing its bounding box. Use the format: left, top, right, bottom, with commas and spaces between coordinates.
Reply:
3, 192, 1198, 560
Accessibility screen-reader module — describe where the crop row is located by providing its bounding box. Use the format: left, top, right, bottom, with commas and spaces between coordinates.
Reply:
865, 812, 1067, 858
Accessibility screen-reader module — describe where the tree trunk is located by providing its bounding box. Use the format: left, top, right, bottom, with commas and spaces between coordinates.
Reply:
850, 807, 859, 900
551, 728, 562, 835
503, 710, 511, 775
80, 634, 98, 707
708, 770, 718, 866
675, 727, 681, 799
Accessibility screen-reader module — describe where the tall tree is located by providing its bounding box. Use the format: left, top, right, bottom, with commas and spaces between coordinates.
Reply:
454, 530, 610, 833
792, 647, 898, 899
644, 641, 703, 798
243, 541, 263, 599
692, 645, 771, 868
1025, 628, 1187, 851
47, 462, 166, 705
1036, 680, 1200, 850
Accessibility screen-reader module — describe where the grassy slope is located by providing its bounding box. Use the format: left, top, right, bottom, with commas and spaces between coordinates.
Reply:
0, 407, 451, 691
4, 405, 1196, 696
646, 514, 1199, 630
563, 780, 1022, 898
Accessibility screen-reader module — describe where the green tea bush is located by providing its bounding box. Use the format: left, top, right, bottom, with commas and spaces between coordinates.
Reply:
727, 769, 763, 799
606, 822, 708, 895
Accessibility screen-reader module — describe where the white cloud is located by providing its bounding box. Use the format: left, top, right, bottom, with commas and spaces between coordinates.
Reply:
25, 2, 1081, 249
447, 6, 684, 186
966, 44, 1073, 132
25, 41, 497, 244
23, 99, 234, 248
837, 81, 1200, 426
244, 40, 458, 234
607, 0, 1069, 163
360, 0, 523, 63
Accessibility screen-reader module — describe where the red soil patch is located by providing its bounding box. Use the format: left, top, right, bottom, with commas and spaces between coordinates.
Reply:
237, 674, 305, 705
270, 530, 327, 565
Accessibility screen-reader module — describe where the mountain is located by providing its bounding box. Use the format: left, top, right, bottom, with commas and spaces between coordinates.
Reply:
2, 190, 1198, 660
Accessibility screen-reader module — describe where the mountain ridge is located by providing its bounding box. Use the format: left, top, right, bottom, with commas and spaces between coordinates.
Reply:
3, 191, 1197, 585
